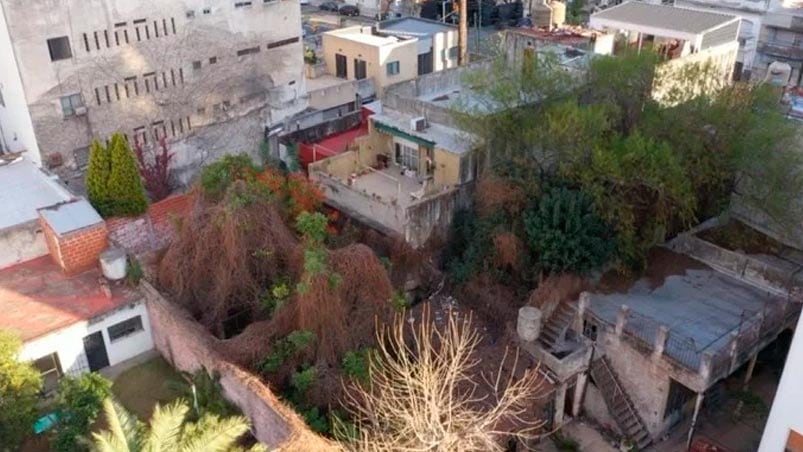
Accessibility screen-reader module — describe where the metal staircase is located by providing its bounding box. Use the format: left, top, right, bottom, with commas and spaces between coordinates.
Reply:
538, 302, 578, 351
589, 357, 652, 450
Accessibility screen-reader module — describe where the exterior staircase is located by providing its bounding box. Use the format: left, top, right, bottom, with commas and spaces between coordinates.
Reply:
589, 357, 652, 450
538, 302, 578, 351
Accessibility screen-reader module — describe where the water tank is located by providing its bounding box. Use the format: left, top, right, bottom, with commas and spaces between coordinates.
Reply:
532, 1, 566, 30
99, 248, 128, 281
550, 1, 566, 28
765, 61, 792, 86
517, 306, 543, 342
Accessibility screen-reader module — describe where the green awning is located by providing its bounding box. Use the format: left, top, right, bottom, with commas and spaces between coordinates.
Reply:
374, 121, 435, 148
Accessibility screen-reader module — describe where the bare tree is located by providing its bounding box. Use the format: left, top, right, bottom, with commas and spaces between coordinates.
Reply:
338, 308, 547, 451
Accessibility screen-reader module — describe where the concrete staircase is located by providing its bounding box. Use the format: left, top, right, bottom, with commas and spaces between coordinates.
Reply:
589, 357, 652, 450
538, 302, 578, 351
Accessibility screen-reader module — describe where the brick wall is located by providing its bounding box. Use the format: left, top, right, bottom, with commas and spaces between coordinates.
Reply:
39, 214, 108, 276
106, 194, 192, 253
140, 282, 337, 451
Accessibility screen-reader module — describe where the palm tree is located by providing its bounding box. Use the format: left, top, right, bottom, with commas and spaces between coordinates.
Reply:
91, 398, 264, 452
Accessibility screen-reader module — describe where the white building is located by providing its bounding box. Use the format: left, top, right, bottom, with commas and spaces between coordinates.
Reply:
0, 0, 306, 191
759, 313, 803, 452
0, 156, 154, 393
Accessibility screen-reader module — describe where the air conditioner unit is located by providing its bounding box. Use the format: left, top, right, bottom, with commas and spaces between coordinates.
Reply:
74, 106, 88, 116
410, 116, 427, 131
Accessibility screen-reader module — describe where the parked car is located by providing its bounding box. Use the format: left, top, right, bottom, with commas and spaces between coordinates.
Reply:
339, 4, 360, 16
320, 1, 340, 11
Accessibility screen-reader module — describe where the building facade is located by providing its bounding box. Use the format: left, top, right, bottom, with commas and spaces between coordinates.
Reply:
0, 0, 306, 190
754, 0, 803, 86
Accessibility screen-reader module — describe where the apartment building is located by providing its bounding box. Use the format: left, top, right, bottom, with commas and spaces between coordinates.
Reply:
0, 0, 306, 190
754, 0, 803, 86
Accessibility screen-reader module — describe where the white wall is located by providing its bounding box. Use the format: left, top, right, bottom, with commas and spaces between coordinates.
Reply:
758, 315, 803, 452
0, 221, 48, 270
20, 301, 154, 375
0, 2, 40, 164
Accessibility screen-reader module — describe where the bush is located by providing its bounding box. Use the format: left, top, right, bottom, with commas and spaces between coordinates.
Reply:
524, 188, 614, 274
258, 330, 315, 373
52, 373, 112, 451
342, 347, 374, 383
0, 331, 42, 448
199, 154, 261, 201
86, 139, 112, 216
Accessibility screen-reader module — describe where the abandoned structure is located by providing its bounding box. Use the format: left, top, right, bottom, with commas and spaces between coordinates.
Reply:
0, 156, 154, 393
0, 0, 306, 190
518, 221, 802, 449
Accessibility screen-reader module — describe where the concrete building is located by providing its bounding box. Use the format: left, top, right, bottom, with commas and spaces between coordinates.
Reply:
0, 0, 306, 191
321, 18, 458, 97
590, 2, 740, 98
759, 312, 803, 452
753, 0, 803, 86
0, 156, 153, 394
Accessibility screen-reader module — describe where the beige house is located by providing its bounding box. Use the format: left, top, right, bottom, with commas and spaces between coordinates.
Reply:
308, 107, 474, 247
321, 18, 458, 97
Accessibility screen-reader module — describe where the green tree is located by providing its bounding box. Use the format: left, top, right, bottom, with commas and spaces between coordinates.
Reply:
86, 139, 113, 216
0, 330, 42, 449
105, 133, 148, 217
91, 398, 263, 452
169, 369, 236, 421
523, 188, 613, 274
52, 373, 112, 452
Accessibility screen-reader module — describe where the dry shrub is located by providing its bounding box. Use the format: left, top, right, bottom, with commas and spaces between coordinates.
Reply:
158, 182, 298, 331
493, 231, 523, 272
457, 274, 523, 337
527, 274, 588, 320
475, 176, 527, 217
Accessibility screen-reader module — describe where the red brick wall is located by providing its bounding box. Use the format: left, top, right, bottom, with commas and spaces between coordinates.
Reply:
106, 194, 192, 253
39, 215, 108, 276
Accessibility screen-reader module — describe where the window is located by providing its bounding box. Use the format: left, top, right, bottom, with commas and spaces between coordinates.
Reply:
386, 61, 400, 76
108, 316, 144, 341
192, 60, 202, 70
394, 140, 419, 170
335, 53, 347, 78
354, 58, 367, 80
47, 36, 72, 61
186, 10, 196, 18
73, 146, 90, 168
203, 7, 212, 14
60, 93, 84, 116
234, 1, 253, 7
209, 56, 218, 64
267, 37, 300, 49
32, 353, 62, 394
236, 46, 260, 56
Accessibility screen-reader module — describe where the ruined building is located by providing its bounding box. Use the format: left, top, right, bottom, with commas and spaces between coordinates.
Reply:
0, 0, 306, 191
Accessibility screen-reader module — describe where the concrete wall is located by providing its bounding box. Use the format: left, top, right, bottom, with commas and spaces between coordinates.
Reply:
404, 184, 469, 247
0, 0, 305, 188
0, 3, 39, 162
0, 220, 48, 270
141, 282, 335, 450
759, 313, 803, 452
653, 41, 740, 103
433, 147, 460, 186
20, 301, 154, 374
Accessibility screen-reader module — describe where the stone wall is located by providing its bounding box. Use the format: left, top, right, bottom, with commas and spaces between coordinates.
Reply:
141, 282, 337, 451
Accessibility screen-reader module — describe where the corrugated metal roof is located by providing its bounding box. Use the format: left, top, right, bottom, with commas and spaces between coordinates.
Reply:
38, 199, 103, 235
591, 2, 737, 35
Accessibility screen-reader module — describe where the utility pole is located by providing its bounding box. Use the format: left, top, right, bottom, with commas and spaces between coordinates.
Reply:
458, 0, 468, 65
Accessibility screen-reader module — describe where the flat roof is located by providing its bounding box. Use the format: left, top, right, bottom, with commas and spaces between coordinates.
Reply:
325, 26, 403, 46
590, 2, 737, 35
0, 157, 72, 231
371, 109, 474, 155
588, 249, 784, 369
379, 17, 455, 38
0, 256, 142, 342
38, 199, 103, 236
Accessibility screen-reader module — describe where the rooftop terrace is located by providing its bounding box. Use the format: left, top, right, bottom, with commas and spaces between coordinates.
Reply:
0, 256, 141, 342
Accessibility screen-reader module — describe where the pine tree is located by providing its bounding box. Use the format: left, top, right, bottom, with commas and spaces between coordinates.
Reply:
105, 132, 148, 216
85, 139, 112, 217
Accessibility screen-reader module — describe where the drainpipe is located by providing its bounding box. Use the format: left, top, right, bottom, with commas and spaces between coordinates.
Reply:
686, 392, 705, 450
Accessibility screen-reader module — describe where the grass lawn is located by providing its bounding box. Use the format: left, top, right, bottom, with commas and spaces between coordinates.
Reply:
112, 355, 185, 420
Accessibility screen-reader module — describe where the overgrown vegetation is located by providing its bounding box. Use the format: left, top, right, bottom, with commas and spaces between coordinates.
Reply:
0, 330, 42, 449
133, 135, 174, 202
52, 372, 112, 452
453, 49, 802, 276
86, 132, 149, 217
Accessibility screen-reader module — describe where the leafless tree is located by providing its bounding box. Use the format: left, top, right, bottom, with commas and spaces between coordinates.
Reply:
337, 308, 547, 451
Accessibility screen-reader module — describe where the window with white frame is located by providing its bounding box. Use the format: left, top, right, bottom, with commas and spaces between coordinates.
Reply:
60, 93, 84, 117
108, 315, 144, 341
394, 139, 419, 171
32, 353, 63, 394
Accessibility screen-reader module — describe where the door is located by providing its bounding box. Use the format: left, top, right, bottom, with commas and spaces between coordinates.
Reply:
83, 331, 110, 371
417, 51, 433, 75
354, 58, 367, 80
335, 53, 347, 78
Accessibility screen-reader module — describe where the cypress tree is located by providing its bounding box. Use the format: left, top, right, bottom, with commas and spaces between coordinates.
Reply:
105, 132, 148, 216
85, 139, 112, 217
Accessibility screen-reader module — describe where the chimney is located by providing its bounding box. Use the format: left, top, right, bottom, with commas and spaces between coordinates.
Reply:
38, 199, 109, 276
